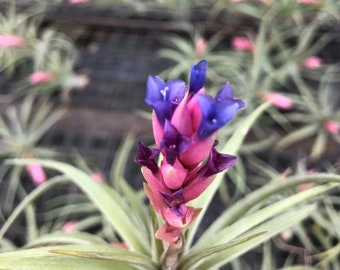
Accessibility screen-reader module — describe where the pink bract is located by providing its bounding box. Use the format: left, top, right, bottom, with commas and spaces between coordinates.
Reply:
232, 36, 253, 51
302, 56, 322, 69
68, 0, 90, 4
264, 93, 293, 110
0, 34, 24, 47
26, 163, 46, 185
195, 38, 207, 56
297, 0, 320, 4
61, 221, 77, 232
28, 71, 54, 85
91, 172, 104, 182
324, 120, 340, 134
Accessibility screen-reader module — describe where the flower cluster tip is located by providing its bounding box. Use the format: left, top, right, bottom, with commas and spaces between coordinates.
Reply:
136, 60, 245, 243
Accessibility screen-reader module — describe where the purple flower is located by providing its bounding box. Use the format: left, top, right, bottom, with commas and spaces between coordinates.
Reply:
196, 82, 245, 139
135, 141, 160, 173
145, 76, 186, 125
160, 188, 185, 217
189, 60, 207, 93
199, 148, 237, 177
160, 120, 191, 165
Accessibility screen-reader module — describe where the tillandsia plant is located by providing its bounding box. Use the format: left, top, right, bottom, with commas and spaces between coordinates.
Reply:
0, 95, 64, 214
134, 59, 245, 268
1, 60, 340, 270
0, 1, 89, 101
15, 29, 89, 100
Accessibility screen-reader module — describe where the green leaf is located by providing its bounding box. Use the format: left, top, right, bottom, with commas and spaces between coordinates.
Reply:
177, 231, 266, 270
180, 205, 315, 270
0, 176, 70, 240
24, 231, 108, 248
5, 159, 149, 255
194, 184, 337, 252
275, 124, 319, 151
0, 244, 154, 270
50, 244, 158, 270
202, 174, 340, 239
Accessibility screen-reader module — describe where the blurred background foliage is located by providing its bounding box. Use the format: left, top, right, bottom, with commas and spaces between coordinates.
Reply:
0, 0, 340, 269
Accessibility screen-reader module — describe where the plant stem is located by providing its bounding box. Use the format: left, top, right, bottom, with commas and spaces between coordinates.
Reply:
161, 234, 183, 270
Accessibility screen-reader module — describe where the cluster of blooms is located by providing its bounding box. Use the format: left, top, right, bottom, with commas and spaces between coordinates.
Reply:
135, 60, 245, 243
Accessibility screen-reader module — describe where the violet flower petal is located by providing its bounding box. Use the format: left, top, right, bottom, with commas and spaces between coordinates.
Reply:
135, 141, 160, 173
160, 188, 185, 217
200, 148, 237, 177
160, 120, 191, 165
189, 60, 207, 93
145, 76, 186, 125
195, 86, 245, 139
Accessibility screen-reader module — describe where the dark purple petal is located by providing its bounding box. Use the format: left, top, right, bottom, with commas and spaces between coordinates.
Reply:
160, 188, 185, 217
195, 93, 245, 139
200, 148, 237, 177
135, 141, 160, 173
160, 120, 191, 165
189, 60, 207, 93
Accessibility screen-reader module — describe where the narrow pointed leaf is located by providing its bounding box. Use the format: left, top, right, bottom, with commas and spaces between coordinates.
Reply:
202, 175, 340, 240
24, 231, 108, 248
181, 205, 315, 270
193, 185, 334, 252
0, 245, 150, 270
5, 159, 149, 254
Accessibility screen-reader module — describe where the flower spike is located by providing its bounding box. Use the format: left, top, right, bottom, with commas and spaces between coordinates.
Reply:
137, 59, 245, 245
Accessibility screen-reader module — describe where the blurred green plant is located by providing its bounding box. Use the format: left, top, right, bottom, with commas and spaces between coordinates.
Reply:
0, 96, 64, 214
0, 0, 339, 269
157, 0, 340, 160
15, 29, 89, 100
0, 102, 340, 269
0, 1, 89, 101
0, 3, 40, 76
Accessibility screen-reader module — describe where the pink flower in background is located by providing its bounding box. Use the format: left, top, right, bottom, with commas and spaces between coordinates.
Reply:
0, 34, 24, 47
232, 36, 254, 51
28, 71, 54, 84
264, 93, 293, 110
68, 0, 90, 4
324, 120, 340, 134
302, 56, 323, 69
297, 183, 313, 192
230, 0, 244, 2
61, 221, 77, 232
195, 38, 207, 56
26, 163, 46, 185
297, 0, 320, 4
110, 242, 128, 249
91, 172, 103, 182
